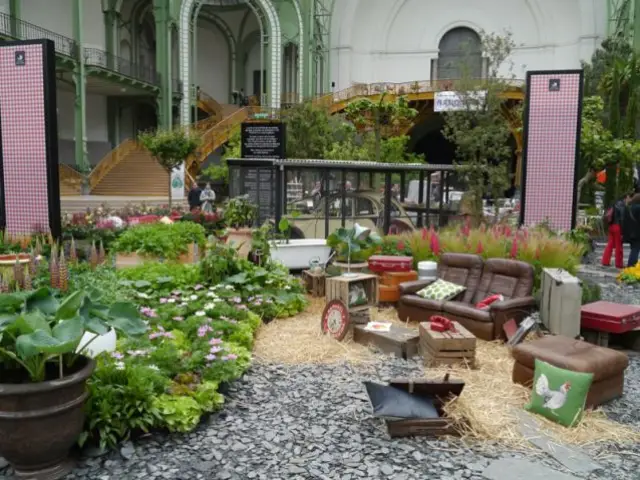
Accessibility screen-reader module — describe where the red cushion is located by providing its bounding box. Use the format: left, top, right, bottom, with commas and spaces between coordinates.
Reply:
475, 294, 504, 310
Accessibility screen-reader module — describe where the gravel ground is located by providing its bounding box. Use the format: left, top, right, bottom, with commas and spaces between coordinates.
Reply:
2, 357, 637, 480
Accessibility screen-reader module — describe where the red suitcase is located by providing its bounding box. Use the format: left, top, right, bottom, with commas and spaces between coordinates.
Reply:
581, 301, 640, 334
368, 255, 412, 273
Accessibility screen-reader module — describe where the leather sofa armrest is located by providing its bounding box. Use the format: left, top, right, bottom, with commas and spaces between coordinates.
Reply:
490, 296, 536, 313
399, 279, 434, 295
490, 296, 537, 341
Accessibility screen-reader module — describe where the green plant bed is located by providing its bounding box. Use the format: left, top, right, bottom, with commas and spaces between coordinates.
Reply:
111, 222, 206, 261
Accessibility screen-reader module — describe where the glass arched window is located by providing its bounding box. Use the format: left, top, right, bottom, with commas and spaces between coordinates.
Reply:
436, 27, 482, 80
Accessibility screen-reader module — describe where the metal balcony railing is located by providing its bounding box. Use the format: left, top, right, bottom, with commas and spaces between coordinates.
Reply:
0, 11, 78, 57
84, 48, 160, 86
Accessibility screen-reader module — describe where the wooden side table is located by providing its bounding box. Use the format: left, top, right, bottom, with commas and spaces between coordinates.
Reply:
419, 321, 476, 368
321, 274, 379, 340
302, 270, 326, 297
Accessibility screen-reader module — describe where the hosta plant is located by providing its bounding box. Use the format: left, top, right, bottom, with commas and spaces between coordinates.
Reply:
0, 287, 147, 383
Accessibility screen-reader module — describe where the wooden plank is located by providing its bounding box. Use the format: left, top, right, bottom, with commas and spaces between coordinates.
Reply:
419, 337, 476, 355
421, 343, 475, 358
423, 353, 475, 368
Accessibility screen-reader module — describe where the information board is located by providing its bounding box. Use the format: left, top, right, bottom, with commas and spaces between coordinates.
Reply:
241, 122, 286, 159
242, 166, 275, 224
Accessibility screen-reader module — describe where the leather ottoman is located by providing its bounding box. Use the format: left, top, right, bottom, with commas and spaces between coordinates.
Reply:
511, 335, 629, 408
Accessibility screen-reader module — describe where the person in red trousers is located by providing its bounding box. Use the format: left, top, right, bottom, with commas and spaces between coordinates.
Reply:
602, 193, 633, 269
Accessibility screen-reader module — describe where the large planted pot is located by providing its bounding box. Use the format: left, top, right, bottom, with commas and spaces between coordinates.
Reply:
225, 228, 253, 259
270, 239, 332, 270
333, 261, 368, 274
0, 357, 96, 479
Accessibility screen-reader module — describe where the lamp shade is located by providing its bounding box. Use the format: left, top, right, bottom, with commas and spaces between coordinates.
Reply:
353, 223, 371, 241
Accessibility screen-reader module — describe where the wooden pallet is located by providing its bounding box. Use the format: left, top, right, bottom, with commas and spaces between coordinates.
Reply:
419, 321, 477, 368
302, 270, 326, 297
325, 274, 379, 308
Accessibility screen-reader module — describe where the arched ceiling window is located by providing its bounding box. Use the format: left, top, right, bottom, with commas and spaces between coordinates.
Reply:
437, 27, 482, 80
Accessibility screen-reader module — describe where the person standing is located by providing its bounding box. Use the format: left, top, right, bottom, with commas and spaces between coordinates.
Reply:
200, 183, 216, 214
188, 182, 202, 212
601, 194, 630, 269
622, 189, 640, 267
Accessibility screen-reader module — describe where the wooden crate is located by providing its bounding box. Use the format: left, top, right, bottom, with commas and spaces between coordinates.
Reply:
325, 274, 379, 309
353, 325, 419, 359
302, 270, 326, 297
419, 321, 477, 368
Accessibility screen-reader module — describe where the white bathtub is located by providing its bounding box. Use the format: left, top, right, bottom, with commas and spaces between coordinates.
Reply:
269, 239, 332, 270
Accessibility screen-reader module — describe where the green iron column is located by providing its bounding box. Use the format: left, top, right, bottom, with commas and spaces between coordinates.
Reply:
153, 0, 172, 129
634, 0, 640, 51
9, 0, 20, 37
72, 0, 90, 174
103, 1, 119, 68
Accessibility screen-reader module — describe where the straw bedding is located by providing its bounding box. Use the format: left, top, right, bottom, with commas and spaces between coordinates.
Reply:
253, 298, 640, 448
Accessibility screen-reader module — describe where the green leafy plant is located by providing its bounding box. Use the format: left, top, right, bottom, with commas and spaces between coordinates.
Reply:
0, 287, 147, 383
223, 195, 257, 229
327, 227, 383, 263
111, 222, 206, 260
152, 394, 203, 433
138, 128, 201, 208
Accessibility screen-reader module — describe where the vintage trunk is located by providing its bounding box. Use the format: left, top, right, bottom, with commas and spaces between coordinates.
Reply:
368, 255, 413, 273
379, 284, 401, 303
581, 301, 640, 334
540, 268, 582, 338
384, 376, 465, 438
381, 270, 418, 287
353, 325, 419, 359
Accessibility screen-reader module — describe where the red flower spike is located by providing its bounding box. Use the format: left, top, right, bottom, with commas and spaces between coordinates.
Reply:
510, 238, 518, 259
421, 228, 428, 241
476, 241, 484, 254
430, 232, 440, 256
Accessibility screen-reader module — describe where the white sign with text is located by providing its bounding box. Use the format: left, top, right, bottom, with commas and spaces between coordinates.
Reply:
434, 90, 487, 112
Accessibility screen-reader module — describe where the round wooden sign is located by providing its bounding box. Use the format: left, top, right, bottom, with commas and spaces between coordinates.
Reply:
321, 300, 350, 341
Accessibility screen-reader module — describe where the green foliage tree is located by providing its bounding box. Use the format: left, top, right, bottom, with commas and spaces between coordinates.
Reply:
343, 94, 418, 162
441, 30, 516, 223
139, 129, 201, 208
284, 101, 334, 158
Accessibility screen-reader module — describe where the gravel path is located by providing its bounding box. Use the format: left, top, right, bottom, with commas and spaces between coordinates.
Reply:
8, 357, 629, 480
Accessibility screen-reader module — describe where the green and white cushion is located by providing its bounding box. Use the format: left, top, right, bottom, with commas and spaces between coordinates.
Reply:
416, 279, 466, 301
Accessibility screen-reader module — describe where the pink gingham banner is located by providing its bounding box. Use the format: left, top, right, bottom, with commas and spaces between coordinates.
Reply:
0, 43, 50, 235
522, 71, 582, 231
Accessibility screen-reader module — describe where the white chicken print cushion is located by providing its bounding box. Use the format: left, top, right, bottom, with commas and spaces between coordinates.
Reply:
525, 359, 594, 427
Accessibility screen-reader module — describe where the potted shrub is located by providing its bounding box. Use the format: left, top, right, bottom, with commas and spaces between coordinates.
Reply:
223, 195, 257, 259
327, 226, 382, 273
0, 287, 146, 479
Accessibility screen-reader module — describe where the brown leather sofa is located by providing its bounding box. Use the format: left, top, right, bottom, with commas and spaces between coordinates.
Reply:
397, 254, 536, 341
512, 335, 628, 407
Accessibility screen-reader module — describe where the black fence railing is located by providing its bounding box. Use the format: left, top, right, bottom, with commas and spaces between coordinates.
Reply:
0, 11, 78, 57
84, 48, 160, 86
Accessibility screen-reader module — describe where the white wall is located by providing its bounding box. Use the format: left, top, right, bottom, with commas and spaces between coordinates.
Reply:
22, 0, 73, 38
83, 0, 106, 49
0, 0, 9, 14
196, 23, 230, 102
330, 0, 606, 89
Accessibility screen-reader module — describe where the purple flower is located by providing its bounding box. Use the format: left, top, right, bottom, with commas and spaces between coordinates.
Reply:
140, 306, 158, 318
198, 325, 213, 337
209, 346, 222, 354
110, 351, 124, 360
194, 284, 203, 291
205, 354, 217, 361
209, 337, 223, 345
149, 326, 174, 340
159, 298, 168, 304
221, 354, 238, 361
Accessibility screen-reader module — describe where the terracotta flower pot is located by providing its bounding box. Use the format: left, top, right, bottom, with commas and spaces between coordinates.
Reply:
0, 357, 95, 479
225, 228, 253, 259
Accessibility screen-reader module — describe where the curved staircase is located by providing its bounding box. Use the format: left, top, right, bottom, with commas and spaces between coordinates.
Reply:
81, 79, 526, 196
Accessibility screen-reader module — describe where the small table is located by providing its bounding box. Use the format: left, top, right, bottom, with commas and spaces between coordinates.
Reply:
419, 321, 476, 368
353, 324, 419, 359
581, 301, 640, 347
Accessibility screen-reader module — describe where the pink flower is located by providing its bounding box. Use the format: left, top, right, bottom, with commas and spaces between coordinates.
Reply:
429, 232, 440, 256
476, 241, 484, 254
205, 354, 217, 361
173, 316, 184, 322
209, 346, 222, 354
194, 284, 203, 291
159, 298, 168, 304
140, 306, 158, 318
222, 354, 238, 361
510, 239, 518, 259
421, 228, 428, 241
198, 325, 213, 337
209, 337, 223, 345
